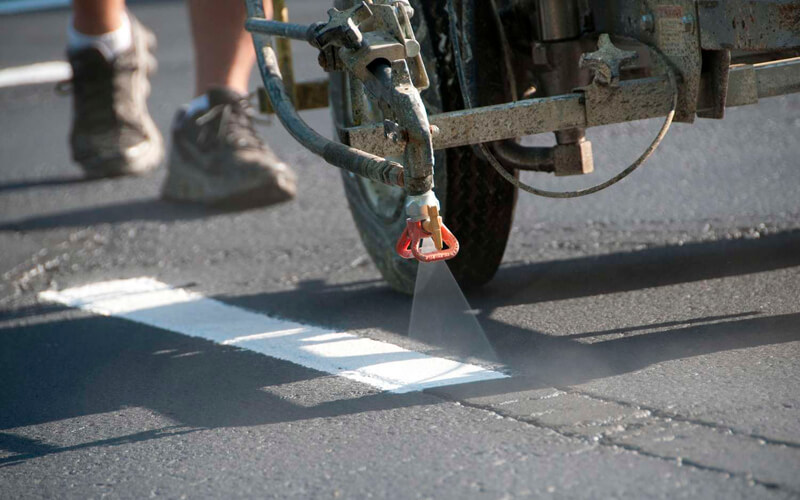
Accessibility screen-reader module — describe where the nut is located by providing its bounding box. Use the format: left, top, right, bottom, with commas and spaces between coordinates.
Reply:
553, 139, 594, 176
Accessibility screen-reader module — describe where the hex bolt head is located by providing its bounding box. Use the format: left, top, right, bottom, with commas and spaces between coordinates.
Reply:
405, 39, 421, 58
682, 14, 695, 33
641, 13, 654, 33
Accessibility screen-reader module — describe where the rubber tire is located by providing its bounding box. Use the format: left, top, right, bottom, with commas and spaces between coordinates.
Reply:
334, 0, 518, 294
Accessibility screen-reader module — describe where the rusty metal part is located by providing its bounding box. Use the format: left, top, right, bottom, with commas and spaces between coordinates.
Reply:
456, 0, 680, 199
697, 0, 800, 51
366, 60, 434, 195
334, 1, 429, 91
697, 49, 731, 119
346, 55, 800, 161
314, 2, 372, 50
553, 137, 594, 176
345, 76, 674, 157
726, 63, 760, 107
245, 17, 317, 43
529, 35, 595, 176
346, 73, 371, 127
596, 0, 703, 122
246, 0, 405, 190
312, 1, 434, 196
535, 0, 581, 41
580, 34, 639, 86
490, 141, 554, 172
258, 79, 329, 114
582, 75, 674, 127
721, 56, 800, 107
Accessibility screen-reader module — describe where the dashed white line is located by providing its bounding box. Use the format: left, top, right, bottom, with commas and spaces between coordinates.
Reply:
39, 277, 508, 393
0, 61, 71, 89
0, 0, 69, 15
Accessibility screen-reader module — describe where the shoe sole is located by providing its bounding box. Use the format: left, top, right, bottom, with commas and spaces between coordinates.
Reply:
162, 146, 296, 209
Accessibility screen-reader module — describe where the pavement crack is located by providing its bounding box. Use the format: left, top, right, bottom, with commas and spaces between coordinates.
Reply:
558, 387, 800, 450
436, 394, 796, 494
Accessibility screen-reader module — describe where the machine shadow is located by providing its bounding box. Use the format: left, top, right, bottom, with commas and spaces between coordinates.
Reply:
0, 315, 434, 466
224, 228, 800, 393
2, 229, 798, 465
225, 229, 800, 336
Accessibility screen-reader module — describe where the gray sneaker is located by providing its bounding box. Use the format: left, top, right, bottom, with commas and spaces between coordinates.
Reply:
66, 15, 163, 178
161, 87, 296, 209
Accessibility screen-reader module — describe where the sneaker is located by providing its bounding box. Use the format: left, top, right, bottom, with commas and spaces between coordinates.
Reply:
65, 15, 163, 178
161, 87, 296, 208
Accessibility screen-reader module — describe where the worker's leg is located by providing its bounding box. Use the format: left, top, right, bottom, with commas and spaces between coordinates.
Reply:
72, 0, 125, 35
188, 0, 273, 96
162, 0, 296, 208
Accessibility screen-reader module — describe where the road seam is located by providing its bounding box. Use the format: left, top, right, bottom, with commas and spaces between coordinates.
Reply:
0, 0, 69, 15
563, 387, 800, 449
445, 396, 792, 493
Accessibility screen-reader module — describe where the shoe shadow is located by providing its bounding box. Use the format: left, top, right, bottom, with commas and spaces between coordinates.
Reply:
0, 175, 93, 193
0, 198, 222, 231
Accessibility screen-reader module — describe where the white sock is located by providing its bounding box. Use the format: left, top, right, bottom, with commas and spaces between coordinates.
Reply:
68, 12, 132, 61
185, 94, 210, 117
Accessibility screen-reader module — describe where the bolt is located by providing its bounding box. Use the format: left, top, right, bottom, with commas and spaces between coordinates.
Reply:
405, 39, 421, 58
384, 120, 408, 145
682, 14, 695, 33
429, 125, 440, 137
640, 13, 654, 33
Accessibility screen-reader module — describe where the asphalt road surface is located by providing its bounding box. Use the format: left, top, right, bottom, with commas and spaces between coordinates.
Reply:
1, 1, 799, 498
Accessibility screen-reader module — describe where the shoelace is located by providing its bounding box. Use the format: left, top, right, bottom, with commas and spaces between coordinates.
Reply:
195, 99, 265, 150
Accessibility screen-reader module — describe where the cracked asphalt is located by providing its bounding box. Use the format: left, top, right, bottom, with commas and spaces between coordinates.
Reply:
1, 1, 799, 498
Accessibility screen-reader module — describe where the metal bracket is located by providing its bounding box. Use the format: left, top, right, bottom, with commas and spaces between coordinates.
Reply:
580, 34, 639, 86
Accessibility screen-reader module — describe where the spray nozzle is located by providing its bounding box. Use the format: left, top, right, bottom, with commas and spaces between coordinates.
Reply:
395, 204, 460, 262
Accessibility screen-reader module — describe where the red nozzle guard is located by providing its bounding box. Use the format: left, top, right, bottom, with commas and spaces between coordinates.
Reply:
395, 219, 460, 263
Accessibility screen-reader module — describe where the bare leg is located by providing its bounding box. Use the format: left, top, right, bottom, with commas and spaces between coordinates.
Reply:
72, 0, 125, 35
188, 0, 272, 96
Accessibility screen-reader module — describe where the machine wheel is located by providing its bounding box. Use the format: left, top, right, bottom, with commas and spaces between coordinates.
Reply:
332, 0, 517, 294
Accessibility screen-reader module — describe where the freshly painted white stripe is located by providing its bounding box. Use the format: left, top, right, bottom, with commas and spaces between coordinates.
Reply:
0, 0, 70, 15
39, 277, 507, 393
0, 61, 71, 88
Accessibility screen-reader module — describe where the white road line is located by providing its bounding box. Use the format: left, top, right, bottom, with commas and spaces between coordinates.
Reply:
0, 61, 71, 89
0, 0, 69, 15
39, 277, 508, 393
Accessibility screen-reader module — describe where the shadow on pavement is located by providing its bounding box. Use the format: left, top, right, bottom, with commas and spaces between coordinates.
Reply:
224, 229, 800, 335
0, 176, 93, 193
0, 198, 224, 231
1, 229, 798, 465
0, 315, 431, 466
222, 228, 800, 396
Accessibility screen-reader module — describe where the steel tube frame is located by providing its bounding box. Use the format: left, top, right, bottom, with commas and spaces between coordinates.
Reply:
346, 57, 800, 158
245, 0, 405, 189
245, 18, 316, 43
